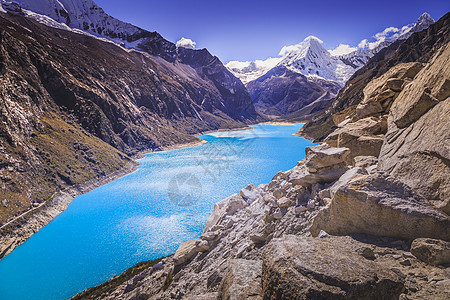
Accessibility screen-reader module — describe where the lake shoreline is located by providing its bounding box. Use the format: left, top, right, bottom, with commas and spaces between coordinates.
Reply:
0, 125, 256, 261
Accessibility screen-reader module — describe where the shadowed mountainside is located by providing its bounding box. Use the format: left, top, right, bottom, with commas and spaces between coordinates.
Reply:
0, 11, 261, 238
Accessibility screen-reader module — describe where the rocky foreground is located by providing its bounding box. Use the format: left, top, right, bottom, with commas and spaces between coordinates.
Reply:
74, 12, 450, 300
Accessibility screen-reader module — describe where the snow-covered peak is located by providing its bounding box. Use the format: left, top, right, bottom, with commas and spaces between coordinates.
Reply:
0, 0, 143, 42
278, 36, 325, 57
225, 57, 282, 84
397, 12, 435, 40
227, 12, 435, 86
280, 36, 329, 64
415, 12, 435, 31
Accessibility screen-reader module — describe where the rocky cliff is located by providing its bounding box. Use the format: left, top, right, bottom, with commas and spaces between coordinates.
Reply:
0, 10, 261, 258
74, 12, 450, 300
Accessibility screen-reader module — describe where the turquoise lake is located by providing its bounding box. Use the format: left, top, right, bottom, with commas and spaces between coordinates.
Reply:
0, 124, 316, 300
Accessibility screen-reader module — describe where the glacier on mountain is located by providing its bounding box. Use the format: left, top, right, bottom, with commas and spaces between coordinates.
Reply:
226, 13, 435, 85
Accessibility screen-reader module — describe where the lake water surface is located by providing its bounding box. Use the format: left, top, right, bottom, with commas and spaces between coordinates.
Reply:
0, 124, 316, 300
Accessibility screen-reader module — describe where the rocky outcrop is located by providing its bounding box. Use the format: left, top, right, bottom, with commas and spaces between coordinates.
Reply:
74, 140, 450, 300
262, 235, 404, 299
355, 62, 424, 120
173, 239, 210, 266
411, 238, 450, 266
324, 117, 386, 160
310, 173, 450, 241
379, 42, 450, 211
217, 259, 262, 300
281, 144, 350, 188
203, 194, 249, 233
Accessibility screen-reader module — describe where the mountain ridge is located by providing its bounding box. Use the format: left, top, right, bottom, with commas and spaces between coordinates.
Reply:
226, 12, 435, 86
227, 13, 435, 119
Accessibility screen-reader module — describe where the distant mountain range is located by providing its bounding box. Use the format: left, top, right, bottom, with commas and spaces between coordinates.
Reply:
0, 1, 436, 119
227, 13, 435, 86
226, 13, 435, 117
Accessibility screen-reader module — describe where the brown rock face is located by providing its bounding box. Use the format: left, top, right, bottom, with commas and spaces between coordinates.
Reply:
247, 65, 341, 118
0, 11, 261, 228
262, 235, 404, 300
411, 238, 450, 266
379, 42, 450, 209
324, 117, 386, 160
218, 259, 262, 300
310, 174, 450, 241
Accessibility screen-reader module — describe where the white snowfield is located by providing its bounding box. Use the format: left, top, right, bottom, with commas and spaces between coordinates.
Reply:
226, 13, 435, 85
1, 0, 141, 36
0, 0, 150, 50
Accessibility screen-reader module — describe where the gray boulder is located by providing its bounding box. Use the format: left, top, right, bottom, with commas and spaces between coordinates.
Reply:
311, 174, 450, 241
262, 235, 404, 299
218, 259, 262, 300
411, 238, 450, 266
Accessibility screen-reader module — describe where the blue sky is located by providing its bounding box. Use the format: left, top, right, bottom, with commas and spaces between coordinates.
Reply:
95, 0, 449, 63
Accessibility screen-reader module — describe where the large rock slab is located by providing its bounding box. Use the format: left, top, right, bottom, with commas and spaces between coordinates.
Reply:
354, 62, 424, 119
310, 174, 450, 241
304, 144, 350, 171
203, 194, 247, 233
173, 238, 210, 266
379, 42, 450, 210
262, 235, 404, 299
324, 117, 386, 160
218, 259, 262, 300
411, 238, 450, 266
283, 144, 351, 188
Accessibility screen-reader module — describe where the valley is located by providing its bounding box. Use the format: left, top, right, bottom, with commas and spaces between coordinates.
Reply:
0, 1, 448, 300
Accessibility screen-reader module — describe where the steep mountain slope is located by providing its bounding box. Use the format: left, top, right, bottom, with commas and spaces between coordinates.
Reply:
1, 0, 149, 43
246, 65, 341, 117
227, 13, 435, 86
277, 36, 356, 85
0, 7, 261, 257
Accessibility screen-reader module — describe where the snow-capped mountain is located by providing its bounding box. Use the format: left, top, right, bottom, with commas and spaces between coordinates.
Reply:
0, 0, 141, 41
0, 0, 261, 122
398, 12, 435, 40
225, 57, 282, 85
226, 36, 374, 86
226, 13, 435, 86
277, 36, 357, 85
0, 0, 180, 60
227, 12, 435, 119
